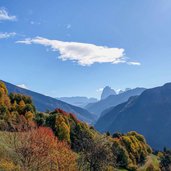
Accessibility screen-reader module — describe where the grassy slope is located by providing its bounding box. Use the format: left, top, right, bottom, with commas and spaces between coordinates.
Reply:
138, 154, 160, 171
116, 155, 160, 171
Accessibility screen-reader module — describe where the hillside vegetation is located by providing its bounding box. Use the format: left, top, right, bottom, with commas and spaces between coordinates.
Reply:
3, 80, 95, 124
0, 81, 170, 170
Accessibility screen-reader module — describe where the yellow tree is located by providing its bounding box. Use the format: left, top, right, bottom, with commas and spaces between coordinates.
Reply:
25, 111, 34, 121
0, 81, 11, 108
19, 100, 25, 108
0, 158, 19, 171
55, 115, 70, 143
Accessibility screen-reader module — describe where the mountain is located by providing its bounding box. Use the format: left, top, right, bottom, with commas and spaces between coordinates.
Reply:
57, 96, 98, 108
118, 88, 132, 94
85, 88, 145, 117
2, 80, 96, 124
95, 83, 171, 149
101, 86, 116, 100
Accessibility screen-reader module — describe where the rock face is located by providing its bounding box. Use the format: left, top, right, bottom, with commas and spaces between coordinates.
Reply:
2, 80, 96, 124
86, 88, 145, 117
95, 83, 171, 149
101, 86, 116, 100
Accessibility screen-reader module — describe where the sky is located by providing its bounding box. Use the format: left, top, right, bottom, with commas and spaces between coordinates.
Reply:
0, 0, 171, 99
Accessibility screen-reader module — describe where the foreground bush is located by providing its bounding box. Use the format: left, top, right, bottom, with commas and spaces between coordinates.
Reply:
78, 135, 115, 171
0, 127, 77, 171
111, 131, 152, 170
160, 149, 171, 171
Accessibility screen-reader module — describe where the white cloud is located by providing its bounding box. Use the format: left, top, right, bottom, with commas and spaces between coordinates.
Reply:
96, 88, 104, 92
127, 61, 141, 66
0, 32, 16, 39
116, 89, 122, 94
0, 8, 16, 21
16, 36, 141, 66
17, 84, 28, 89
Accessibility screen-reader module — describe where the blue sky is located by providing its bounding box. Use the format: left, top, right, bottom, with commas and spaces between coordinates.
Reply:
0, 0, 171, 98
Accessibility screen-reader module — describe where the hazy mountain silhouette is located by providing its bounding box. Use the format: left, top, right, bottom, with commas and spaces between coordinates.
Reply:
86, 88, 145, 116
101, 86, 116, 100
57, 96, 97, 107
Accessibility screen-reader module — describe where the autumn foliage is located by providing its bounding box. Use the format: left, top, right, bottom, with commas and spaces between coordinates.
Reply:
0, 127, 77, 171
0, 81, 36, 131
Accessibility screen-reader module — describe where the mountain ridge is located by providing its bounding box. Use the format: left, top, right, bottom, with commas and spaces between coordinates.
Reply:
101, 86, 116, 100
95, 82, 171, 149
85, 87, 146, 116
1, 80, 96, 124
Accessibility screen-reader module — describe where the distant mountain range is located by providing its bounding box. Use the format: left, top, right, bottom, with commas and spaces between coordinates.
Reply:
101, 86, 133, 100
95, 83, 171, 149
85, 87, 146, 117
57, 96, 98, 108
2, 80, 96, 124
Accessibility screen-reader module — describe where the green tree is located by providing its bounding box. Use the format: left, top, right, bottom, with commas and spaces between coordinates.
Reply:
160, 151, 171, 171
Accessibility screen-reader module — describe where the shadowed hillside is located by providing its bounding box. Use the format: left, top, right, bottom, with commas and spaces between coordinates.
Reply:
2, 80, 96, 124
86, 88, 145, 117
95, 83, 171, 149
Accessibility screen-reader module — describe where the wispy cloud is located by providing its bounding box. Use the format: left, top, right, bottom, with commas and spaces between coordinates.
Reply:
0, 8, 17, 21
30, 21, 41, 25
0, 32, 16, 39
17, 84, 28, 89
96, 88, 104, 92
16, 36, 141, 66
127, 61, 141, 66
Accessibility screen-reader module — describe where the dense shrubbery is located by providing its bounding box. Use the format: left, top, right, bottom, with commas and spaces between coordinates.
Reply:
111, 131, 152, 170
158, 148, 171, 171
42, 110, 152, 170
45, 109, 96, 152
0, 127, 77, 171
0, 81, 36, 131
0, 81, 154, 171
